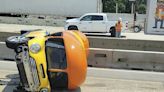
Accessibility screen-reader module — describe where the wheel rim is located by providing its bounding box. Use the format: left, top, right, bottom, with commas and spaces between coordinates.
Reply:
134, 27, 139, 32
8, 36, 28, 43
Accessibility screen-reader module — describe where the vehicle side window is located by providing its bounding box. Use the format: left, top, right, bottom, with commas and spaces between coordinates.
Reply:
91, 15, 103, 21
80, 15, 92, 21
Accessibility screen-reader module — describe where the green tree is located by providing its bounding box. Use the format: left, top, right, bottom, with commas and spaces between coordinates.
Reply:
102, 0, 130, 13
102, 0, 146, 14
124, 0, 131, 13
137, 4, 146, 14
118, 2, 126, 13
103, 0, 116, 13
135, 0, 147, 14
115, 0, 126, 13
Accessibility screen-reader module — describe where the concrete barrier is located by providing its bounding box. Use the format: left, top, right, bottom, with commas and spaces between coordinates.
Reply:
1, 42, 164, 71
1, 32, 164, 52
106, 13, 146, 21
2, 33, 164, 52
89, 37, 164, 52
88, 48, 164, 71
0, 16, 65, 27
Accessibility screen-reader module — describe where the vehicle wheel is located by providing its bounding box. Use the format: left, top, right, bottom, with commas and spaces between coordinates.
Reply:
110, 27, 116, 37
21, 30, 29, 35
134, 26, 141, 33
68, 26, 78, 30
6, 36, 29, 49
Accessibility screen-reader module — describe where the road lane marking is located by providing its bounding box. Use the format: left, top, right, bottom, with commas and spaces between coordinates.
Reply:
0, 42, 5, 44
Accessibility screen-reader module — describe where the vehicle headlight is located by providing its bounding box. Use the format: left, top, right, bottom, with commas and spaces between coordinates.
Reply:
30, 43, 41, 53
40, 88, 48, 92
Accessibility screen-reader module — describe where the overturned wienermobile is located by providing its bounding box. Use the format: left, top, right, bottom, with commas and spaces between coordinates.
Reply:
6, 29, 89, 92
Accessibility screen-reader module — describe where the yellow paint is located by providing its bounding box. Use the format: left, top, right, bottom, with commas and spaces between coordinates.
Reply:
26, 30, 47, 38
27, 30, 51, 92
28, 37, 50, 92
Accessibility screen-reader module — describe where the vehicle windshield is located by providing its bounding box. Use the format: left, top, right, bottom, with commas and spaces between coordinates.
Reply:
46, 38, 67, 69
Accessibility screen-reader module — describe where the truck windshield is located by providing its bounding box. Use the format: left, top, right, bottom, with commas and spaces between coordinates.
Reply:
46, 38, 67, 69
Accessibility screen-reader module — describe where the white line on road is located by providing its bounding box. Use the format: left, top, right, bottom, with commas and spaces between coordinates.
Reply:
0, 60, 17, 71
0, 42, 5, 44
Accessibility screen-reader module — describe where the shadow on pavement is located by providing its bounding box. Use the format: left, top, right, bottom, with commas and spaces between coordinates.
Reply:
52, 87, 81, 92
2, 74, 19, 92
2, 74, 81, 92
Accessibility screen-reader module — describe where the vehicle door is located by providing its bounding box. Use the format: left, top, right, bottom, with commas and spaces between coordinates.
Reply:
90, 15, 107, 32
78, 15, 92, 32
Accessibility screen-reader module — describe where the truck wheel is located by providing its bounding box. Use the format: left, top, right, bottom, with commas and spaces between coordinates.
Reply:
6, 36, 29, 49
134, 26, 141, 33
68, 26, 78, 30
110, 27, 116, 37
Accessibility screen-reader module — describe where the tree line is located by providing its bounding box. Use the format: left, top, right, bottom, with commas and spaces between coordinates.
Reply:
102, 0, 147, 14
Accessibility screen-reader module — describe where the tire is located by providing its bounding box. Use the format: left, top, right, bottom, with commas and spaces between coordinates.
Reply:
134, 26, 141, 33
68, 26, 78, 30
110, 27, 116, 37
6, 36, 29, 49
21, 30, 29, 35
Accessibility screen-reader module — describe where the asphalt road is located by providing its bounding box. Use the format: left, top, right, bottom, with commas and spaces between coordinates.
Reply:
0, 61, 164, 92
0, 42, 15, 60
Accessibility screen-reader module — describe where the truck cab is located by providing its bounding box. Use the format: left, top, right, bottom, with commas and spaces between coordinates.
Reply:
65, 13, 119, 36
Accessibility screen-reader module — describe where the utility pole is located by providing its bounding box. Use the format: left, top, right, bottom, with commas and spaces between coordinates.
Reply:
116, 3, 118, 13
129, 0, 136, 32
98, 0, 103, 13
129, 0, 136, 14
131, 2, 134, 14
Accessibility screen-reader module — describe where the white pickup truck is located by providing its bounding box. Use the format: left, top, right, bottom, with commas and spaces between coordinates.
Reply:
65, 13, 127, 37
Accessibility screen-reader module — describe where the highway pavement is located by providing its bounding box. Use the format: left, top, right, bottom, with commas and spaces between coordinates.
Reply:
0, 42, 15, 60
0, 60, 164, 92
